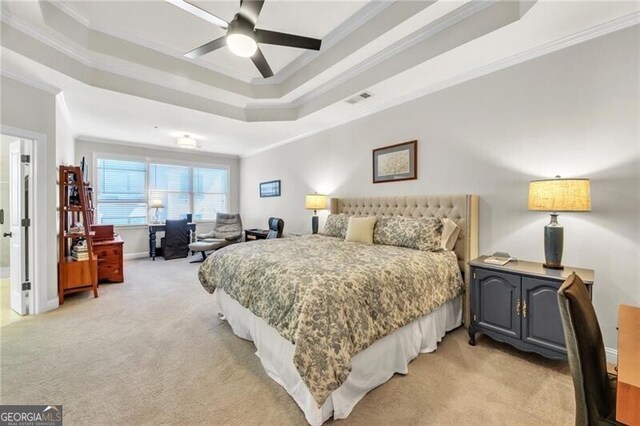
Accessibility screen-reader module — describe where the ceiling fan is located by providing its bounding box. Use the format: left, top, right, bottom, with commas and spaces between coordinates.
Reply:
170, 0, 322, 78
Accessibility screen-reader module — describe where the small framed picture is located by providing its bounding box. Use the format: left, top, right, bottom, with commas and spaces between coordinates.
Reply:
260, 180, 281, 197
372, 140, 417, 183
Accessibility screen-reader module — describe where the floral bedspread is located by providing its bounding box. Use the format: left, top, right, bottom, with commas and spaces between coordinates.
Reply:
198, 235, 463, 406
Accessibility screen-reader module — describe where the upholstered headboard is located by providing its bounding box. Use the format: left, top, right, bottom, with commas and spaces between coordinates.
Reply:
330, 195, 479, 325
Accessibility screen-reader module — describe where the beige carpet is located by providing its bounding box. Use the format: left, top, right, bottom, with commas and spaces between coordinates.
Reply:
0, 256, 575, 425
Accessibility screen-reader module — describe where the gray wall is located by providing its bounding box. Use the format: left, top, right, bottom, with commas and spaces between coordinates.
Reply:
75, 139, 240, 256
1, 76, 58, 310
240, 26, 640, 350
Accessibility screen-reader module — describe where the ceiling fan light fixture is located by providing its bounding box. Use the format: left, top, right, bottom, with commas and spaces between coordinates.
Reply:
177, 135, 197, 149
226, 33, 257, 57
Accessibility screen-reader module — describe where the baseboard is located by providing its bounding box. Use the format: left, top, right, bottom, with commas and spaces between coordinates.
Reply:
124, 252, 148, 260
0, 266, 9, 278
605, 346, 618, 364
44, 298, 59, 312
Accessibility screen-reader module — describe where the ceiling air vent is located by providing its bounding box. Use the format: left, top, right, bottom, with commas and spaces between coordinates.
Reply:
346, 91, 373, 105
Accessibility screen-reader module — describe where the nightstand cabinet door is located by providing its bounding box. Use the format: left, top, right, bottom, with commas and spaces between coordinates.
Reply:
475, 269, 521, 339
521, 277, 566, 355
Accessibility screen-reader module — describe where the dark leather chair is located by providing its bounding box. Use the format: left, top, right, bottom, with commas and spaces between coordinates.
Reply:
162, 219, 190, 260
267, 217, 284, 239
557, 273, 619, 425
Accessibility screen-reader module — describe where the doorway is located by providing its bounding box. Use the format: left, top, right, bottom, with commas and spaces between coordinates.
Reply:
0, 133, 34, 325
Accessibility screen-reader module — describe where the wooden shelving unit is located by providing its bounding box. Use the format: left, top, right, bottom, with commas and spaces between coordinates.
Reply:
58, 166, 98, 304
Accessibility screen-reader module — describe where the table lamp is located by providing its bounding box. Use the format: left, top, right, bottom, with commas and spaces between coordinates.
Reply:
150, 199, 164, 224
305, 193, 327, 234
528, 176, 591, 269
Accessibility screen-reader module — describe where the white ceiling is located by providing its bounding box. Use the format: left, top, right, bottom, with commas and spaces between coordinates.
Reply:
1, 1, 639, 157
62, 0, 370, 79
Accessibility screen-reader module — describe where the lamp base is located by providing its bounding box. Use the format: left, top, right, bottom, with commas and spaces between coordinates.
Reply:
311, 215, 319, 234
543, 263, 565, 270
543, 213, 564, 270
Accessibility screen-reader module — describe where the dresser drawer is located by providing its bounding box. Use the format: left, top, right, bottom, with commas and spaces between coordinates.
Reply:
94, 245, 123, 259
97, 261, 123, 283
93, 240, 124, 283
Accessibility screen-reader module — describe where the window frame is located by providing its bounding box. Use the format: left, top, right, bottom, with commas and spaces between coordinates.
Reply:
92, 152, 231, 228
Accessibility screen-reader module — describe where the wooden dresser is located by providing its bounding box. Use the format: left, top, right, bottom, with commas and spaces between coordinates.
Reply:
93, 235, 125, 283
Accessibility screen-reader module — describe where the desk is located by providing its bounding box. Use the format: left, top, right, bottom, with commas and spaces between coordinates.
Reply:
148, 223, 196, 260
617, 304, 640, 425
245, 228, 269, 241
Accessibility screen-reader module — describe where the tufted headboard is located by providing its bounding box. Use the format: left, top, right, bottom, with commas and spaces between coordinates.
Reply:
330, 195, 479, 325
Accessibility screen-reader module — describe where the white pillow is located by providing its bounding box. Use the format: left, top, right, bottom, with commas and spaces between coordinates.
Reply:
440, 218, 461, 251
345, 216, 377, 244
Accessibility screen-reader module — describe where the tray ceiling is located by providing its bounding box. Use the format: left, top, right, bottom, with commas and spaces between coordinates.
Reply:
1, 1, 639, 156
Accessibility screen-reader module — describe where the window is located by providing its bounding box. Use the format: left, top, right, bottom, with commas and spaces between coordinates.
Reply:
193, 167, 228, 221
96, 157, 229, 225
149, 164, 191, 222
97, 159, 147, 225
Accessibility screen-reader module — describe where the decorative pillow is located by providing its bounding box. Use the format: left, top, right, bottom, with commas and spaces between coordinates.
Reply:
345, 216, 377, 244
440, 218, 461, 251
321, 214, 349, 238
374, 216, 443, 252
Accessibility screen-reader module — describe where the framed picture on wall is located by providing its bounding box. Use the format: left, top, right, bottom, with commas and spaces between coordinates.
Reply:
260, 180, 281, 197
372, 140, 417, 183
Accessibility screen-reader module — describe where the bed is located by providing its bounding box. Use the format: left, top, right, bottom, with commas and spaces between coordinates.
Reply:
199, 195, 479, 425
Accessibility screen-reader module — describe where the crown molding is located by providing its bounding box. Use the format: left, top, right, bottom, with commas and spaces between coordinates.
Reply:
0, 12, 93, 67
242, 11, 640, 157
76, 135, 241, 159
251, 0, 393, 86
48, 1, 91, 27
246, 0, 497, 112
46, 1, 256, 83
0, 68, 60, 95
51, 0, 389, 86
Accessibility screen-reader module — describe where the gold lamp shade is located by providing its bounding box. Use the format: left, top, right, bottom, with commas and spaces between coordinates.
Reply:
528, 178, 591, 212
305, 193, 327, 210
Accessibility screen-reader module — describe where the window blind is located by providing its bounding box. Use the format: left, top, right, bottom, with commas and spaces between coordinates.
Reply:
96, 157, 229, 225
96, 159, 147, 225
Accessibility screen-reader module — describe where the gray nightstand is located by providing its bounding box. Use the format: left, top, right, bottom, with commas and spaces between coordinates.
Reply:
468, 256, 594, 360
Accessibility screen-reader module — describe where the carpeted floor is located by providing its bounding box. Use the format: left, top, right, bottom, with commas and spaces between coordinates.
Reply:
0, 256, 575, 425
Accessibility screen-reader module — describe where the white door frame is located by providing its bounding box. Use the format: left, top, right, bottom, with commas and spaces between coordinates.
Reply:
1, 125, 49, 314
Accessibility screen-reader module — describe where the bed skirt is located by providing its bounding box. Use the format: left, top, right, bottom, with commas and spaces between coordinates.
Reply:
215, 289, 462, 425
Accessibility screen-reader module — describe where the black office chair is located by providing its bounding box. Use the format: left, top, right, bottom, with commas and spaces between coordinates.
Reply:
267, 217, 284, 239
162, 219, 190, 260
557, 273, 619, 425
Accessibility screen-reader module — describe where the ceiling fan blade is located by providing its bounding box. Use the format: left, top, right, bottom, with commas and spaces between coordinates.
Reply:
251, 47, 274, 78
239, 0, 265, 26
254, 29, 321, 51
167, 0, 228, 29
185, 37, 227, 59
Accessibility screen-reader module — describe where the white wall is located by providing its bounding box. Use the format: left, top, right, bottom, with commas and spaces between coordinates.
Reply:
75, 139, 241, 256
1, 76, 58, 311
240, 26, 640, 350
0, 135, 16, 272
55, 95, 75, 166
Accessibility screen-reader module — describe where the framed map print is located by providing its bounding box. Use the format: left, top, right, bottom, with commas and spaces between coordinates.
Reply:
372, 140, 417, 183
